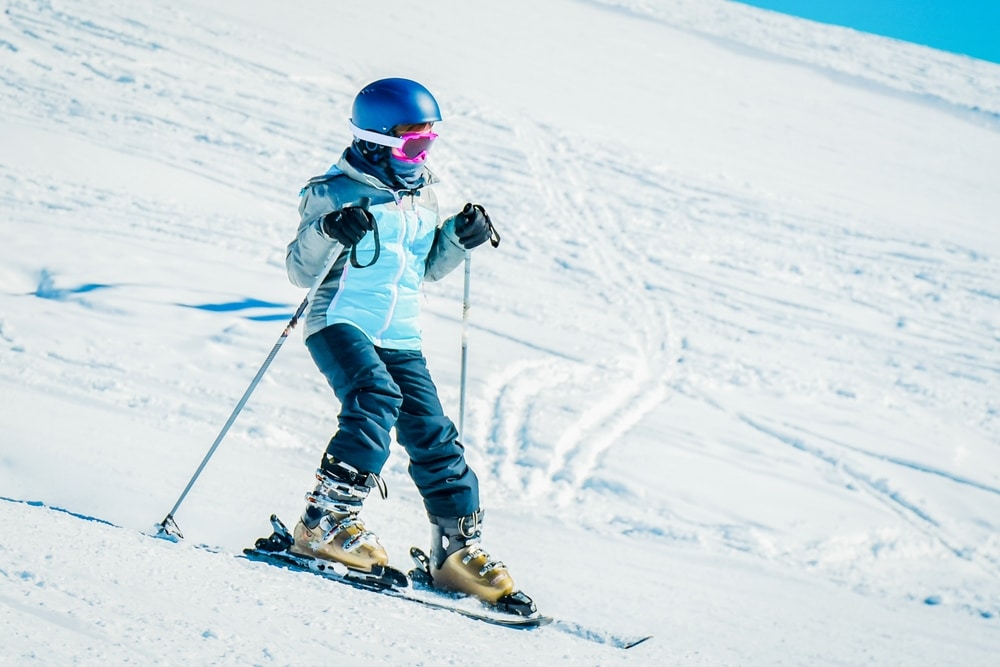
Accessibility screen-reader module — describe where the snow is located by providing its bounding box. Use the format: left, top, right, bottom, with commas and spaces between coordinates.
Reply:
2, 0, 999, 664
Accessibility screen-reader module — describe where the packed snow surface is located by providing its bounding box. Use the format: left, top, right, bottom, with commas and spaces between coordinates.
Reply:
2, 0, 999, 664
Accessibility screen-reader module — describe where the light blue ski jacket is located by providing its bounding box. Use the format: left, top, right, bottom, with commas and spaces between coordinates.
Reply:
285, 154, 467, 349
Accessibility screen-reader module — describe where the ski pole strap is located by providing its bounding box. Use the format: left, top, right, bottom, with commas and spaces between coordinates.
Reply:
349, 220, 380, 268
470, 204, 501, 248
349, 196, 379, 268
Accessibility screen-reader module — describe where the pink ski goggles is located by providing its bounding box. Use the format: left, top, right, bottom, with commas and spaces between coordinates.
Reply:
350, 123, 438, 163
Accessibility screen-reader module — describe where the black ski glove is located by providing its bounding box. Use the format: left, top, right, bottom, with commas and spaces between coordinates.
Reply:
321, 206, 374, 246
453, 203, 491, 249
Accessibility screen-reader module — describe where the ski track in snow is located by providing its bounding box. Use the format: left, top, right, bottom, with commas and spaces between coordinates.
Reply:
738, 414, 1000, 583
459, 118, 680, 508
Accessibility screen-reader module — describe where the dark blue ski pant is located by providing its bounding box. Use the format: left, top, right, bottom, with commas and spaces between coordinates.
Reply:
305, 323, 480, 518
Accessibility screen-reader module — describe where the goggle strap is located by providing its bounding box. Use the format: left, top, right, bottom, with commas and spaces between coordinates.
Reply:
349, 122, 405, 149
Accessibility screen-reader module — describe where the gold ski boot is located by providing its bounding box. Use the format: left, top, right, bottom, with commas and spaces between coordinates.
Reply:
427, 511, 536, 615
289, 461, 388, 572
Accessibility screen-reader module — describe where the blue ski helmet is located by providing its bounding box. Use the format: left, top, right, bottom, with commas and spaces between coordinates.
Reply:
351, 78, 442, 134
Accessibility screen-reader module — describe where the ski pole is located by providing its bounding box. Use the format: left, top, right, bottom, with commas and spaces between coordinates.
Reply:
155, 248, 338, 539
155, 198, 369, 539
457, 206, 500, 443
458, 252, 472, 442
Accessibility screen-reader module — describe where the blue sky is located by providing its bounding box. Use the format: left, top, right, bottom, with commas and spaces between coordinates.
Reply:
734, 0, 1000, 64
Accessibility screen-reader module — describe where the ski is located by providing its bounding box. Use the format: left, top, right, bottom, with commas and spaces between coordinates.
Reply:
244, 547, 553, 629
242, 515, 553, 630
243, 514, 652, 646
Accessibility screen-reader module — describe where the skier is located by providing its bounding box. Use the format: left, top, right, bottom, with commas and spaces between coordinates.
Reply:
284, 77, 530, 612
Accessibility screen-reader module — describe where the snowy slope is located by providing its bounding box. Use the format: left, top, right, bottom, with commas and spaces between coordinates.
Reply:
2, 0, 999, 664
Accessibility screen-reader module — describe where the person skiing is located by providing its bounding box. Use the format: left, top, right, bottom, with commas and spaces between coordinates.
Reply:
284, 77, 532, 614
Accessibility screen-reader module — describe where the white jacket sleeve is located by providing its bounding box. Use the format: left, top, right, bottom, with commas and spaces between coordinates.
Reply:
424, 214, 467, 282
285, 186, 342, 288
